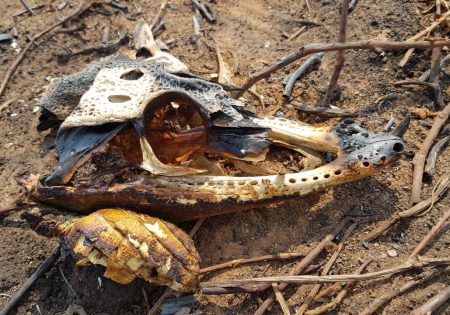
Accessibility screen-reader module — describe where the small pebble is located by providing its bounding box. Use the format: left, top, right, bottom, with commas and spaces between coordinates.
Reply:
387, 249, 397, 257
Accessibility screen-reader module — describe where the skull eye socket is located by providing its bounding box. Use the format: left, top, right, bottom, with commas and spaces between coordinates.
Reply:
143, 94, 208, 165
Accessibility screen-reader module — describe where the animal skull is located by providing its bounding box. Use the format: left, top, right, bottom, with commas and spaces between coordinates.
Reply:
25, 22, 406, 291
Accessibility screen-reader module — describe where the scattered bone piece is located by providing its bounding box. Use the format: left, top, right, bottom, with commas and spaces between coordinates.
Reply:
134, 21, 189, 73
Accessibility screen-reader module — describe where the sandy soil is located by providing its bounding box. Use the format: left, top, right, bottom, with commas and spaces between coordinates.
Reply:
0, 0, 449, 314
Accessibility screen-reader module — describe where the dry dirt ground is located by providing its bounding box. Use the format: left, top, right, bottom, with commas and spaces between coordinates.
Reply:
1, 0, 449, 314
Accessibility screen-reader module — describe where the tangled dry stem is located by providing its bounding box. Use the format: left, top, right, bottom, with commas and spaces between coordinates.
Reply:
0, 0, 99, 99
199, 257, 450, 294
306, 259, 373, 315
296, 222, 357, 315
359, 268, 446, 315
232, 39, 450, 99
251, 219, 353, 315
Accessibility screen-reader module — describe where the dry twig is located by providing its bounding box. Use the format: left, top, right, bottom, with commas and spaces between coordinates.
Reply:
424, 135, 450, 180
199, 257, 450, 294
362, 173, 450, 241
410, 284, 450, 315
231, 39, 450, 99
288, 26, 308, 42
272, 283, 291, 315
291, 102, 358, 118
409, 209, 450, 259
18, 0, 35, 15
392, 79, 443, 107
283, 53, 324, 99
418, 52, 450, 81
199, 252, 305, 274
0, 0, 99, 99
192, 0, 215, 23
0, 245, 60, 315
411, 102, 450, 203
321, 0, 350, 107
149, 0, 168, 30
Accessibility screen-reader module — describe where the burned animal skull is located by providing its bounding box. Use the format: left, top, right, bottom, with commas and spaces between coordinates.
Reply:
26, 23, 406, 291
32, 56, 405, 220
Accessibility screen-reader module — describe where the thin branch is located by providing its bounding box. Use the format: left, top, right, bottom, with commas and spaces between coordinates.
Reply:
0, 0, 99, 99
429, 46, 444, 109
362, 173, 450, 242
409, 209, 450, 259
149, 0, 168, 30
0, 245, 60, 315
283, 53, 324, 99
272, 283, 291, 315
288, 26, 308, 42
199, 257, 450, 294
392, 80, 438, 89
254, 219, 352, 315
231, 39, 450, 99
359, 268, 445, 315
410, 284, 450, 315
192, 0, 215, 23
58, 266, 79, 300
424, 135, 450, 180
418, 53, 450, 81
321, 0, 351, 107
411, 102, 450, 203
398, 11, 450, 67
18, 0, 35, 15
291, 102, 358, 118
306, 259, 373, 315
392, 80, 443, 106
147, 288, 174, 315
199, 252, 305, 274
12, 3, 44, 17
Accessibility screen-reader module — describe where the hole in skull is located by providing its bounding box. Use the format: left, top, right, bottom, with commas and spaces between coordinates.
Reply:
108, 95, 131, 103
144, 99, 207, 164
120, 69, 144, 80
363, 161, 370, 167
393, 142, 404, 153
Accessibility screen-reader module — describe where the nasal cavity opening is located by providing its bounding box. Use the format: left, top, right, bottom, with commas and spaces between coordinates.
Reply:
121, 69, 144, 80
393, 142, 404, 153
108, 95, 131, 103
144, 96, 208, 164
